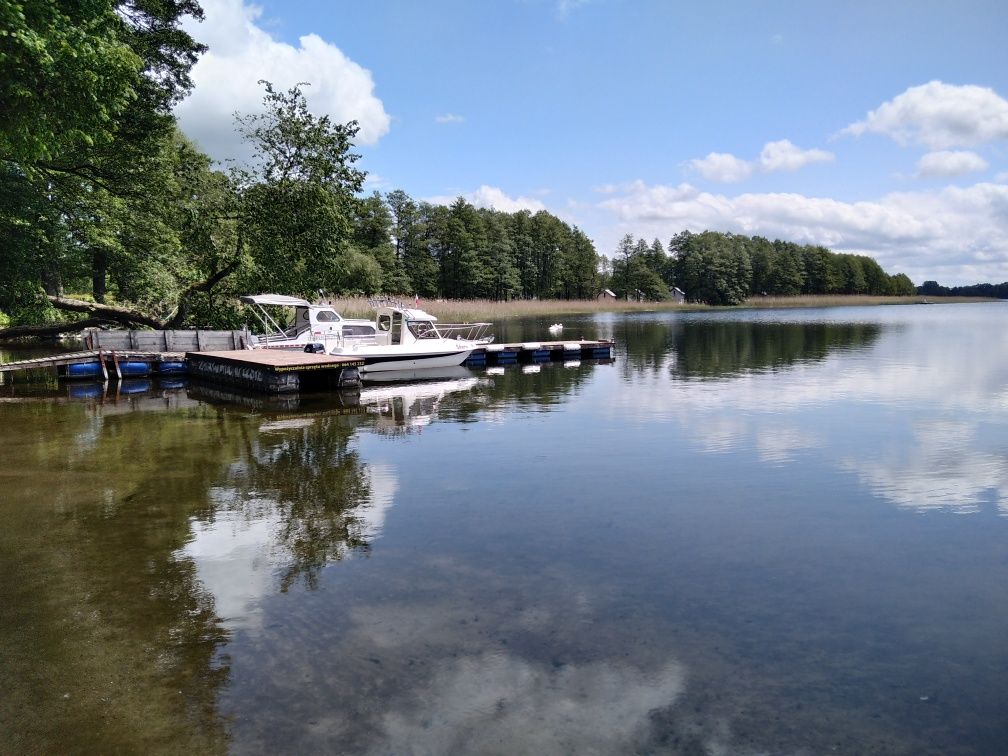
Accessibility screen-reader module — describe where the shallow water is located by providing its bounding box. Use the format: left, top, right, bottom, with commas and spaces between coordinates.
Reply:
2, 303, 1007, 754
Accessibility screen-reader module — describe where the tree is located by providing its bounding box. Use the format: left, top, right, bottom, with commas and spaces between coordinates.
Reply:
1, 0, 209, 329
889, 273, 916, 296
235, 81, 366, 297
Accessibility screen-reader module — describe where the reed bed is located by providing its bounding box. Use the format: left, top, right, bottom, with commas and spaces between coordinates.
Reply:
324, 294, 991, 321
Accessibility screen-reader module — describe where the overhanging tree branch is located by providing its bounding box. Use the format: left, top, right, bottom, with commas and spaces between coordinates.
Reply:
47, 295, 168, 329
0, 317, 114, 341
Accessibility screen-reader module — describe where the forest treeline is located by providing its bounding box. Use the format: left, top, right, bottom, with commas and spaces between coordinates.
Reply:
1, 1, 917, 335
607, 231, 916, 305
918, 280, 1008, 298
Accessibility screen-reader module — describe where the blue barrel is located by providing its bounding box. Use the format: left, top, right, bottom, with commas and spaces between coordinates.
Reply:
66, 362, 102, 379
119, 361, 150, 377
159, 378, 188, 390
157, 361, 187, 375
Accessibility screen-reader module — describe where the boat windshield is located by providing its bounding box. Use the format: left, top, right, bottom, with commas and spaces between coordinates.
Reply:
407, 320, 439, 339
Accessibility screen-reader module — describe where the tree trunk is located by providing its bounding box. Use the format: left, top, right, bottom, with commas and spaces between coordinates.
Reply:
92, 249, 108, 303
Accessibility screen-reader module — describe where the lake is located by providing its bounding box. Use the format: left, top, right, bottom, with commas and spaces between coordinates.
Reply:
2, 302, 1006, 754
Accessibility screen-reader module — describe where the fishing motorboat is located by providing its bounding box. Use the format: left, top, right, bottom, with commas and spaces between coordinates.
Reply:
241, 294, 376, 350
312, 298, 494, 373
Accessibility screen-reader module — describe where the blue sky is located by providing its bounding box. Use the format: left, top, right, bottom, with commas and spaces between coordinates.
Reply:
176, 0, 1008, 285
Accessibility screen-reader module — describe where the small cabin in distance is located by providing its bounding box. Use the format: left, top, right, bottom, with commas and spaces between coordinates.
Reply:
598, 288, 617, 301
671, 287, 686, 303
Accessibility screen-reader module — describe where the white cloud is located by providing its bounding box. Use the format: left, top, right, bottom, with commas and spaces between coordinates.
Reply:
841, 80, 1008, 149
428, 185, 547, 213
916, 150, 989, 178
557, 0, 591, 17
435, 113, 465, 124
176, 0, 390, 161
689, 140, 833, 183
688, 152, 754, 183
998, 172, 1008, 183
596, 180, 1008, 284
759, 139, 834, 172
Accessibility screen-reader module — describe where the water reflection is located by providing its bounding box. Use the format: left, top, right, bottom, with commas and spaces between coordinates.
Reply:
608, 306, 1008, 518
841, 420, 1008, 516
619, 317, 882, 379
376, 653, 684, 754
3, 305, 1008, 754
0, 400, 233, 753
360, 368, 486, 436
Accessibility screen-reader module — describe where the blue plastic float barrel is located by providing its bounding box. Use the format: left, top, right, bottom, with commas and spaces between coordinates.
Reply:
66, 362, 102, 379
119, 361, 150, 377
157, 361, 187, 375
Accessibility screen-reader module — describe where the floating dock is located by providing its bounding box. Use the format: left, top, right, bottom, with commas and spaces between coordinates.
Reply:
466, 339, 614, 366
186, 350, 363, 393
0, 337, 613, 392
0, 350, 186, 380
0, 348, 363, 393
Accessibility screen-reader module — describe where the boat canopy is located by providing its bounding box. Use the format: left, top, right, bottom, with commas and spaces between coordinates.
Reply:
240, 294, 312, 307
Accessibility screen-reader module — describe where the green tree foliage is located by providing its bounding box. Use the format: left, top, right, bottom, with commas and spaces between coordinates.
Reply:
1, 0, 209, 327
602, 230, 915, 305
918, 279, 1008, 298
334, 191, 598, 301
235, 81, 365, 297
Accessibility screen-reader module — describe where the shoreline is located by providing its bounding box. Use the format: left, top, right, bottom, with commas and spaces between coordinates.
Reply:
0, 295, 998, 347
330, 294, 997, 322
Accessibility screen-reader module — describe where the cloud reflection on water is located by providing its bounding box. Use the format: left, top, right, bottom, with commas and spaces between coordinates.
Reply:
608, 308, 1008, 517
375, 652, 684, 756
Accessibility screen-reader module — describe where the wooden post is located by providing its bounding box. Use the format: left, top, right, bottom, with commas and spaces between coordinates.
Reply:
111, 350, 122, 380
98, 349, 109, 381
129, 331, 139, 350
196, 329, 205, 351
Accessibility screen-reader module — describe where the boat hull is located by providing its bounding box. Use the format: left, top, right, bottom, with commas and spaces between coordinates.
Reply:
358, 348, 473, 373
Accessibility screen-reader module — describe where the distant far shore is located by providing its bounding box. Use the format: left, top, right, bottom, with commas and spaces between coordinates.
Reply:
331, 294, 997, 321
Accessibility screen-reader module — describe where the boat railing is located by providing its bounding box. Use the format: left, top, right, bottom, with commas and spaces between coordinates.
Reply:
433, 322, 494, 343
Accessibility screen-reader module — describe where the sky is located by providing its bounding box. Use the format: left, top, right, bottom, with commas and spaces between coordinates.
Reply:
175, 0, 1008, 286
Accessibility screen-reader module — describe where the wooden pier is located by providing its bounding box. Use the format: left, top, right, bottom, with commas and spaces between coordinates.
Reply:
0, 336, 614, 392
0, 348, 363, 393
186, 350, 363, 393
0, 350, 186, 380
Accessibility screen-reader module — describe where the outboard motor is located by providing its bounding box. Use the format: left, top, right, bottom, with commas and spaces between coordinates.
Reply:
304, 342, 326, 354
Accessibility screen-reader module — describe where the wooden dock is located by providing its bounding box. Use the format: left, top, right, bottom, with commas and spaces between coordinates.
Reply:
0, 336, 614, 392
0, 350, 185, 379
0, 348, 363, 393
186, 350, 363, 393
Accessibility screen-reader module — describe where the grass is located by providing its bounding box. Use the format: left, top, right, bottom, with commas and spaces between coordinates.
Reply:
323, 294, 994, 321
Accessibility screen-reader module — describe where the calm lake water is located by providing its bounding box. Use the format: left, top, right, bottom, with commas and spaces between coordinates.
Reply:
2, 303, 1007, 754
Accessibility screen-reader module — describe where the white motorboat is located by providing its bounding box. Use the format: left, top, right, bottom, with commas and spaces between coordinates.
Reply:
315, 298, 493, 374
241, 294, 376, 350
